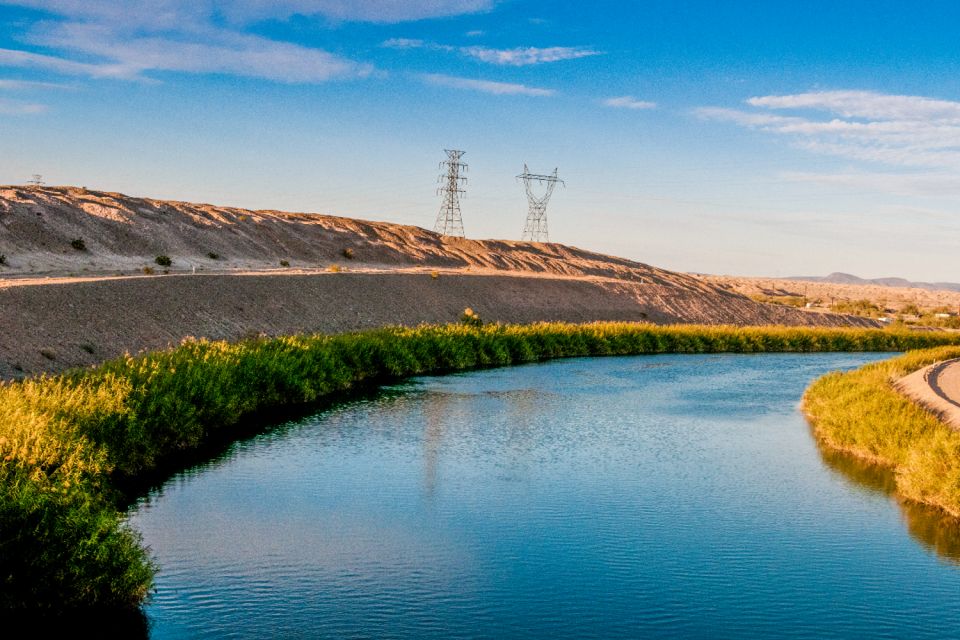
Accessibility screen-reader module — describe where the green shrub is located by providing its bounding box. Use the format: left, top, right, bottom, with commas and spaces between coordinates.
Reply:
154, 255, 172, 267
207, 252, 220, 260
342, 248, 354, 259
70, 238, 86, 251
0, 254, 6, 265
279, 260, 290, 267
460, 307, 482, 327
3, 323, 960, 610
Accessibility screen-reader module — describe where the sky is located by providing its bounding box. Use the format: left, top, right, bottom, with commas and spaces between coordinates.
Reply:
0, 0, 957, 281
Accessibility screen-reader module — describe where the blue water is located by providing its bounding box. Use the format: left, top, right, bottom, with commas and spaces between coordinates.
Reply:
130, 353, 960, 639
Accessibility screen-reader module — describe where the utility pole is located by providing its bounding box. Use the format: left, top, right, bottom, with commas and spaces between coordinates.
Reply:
518, 164, 563, 242
434, 149, 467, 237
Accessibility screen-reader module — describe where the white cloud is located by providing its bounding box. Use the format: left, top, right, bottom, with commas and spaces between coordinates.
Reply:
460, 45, 600, 66
698, 90, 960, 170
0, 78, 70, 89
1, 1, 497, 26
465, 30, 485, 37
0, 97, 46, 114
0, 0, 383, 84
0, 47, 131, 78
421, 73, 554, 96
781, 171, 960, 199
603, 96, 656, 110
25, 22, 370, 83
383, 39, 600, 66
746, 91, 960, 121
222, 0, 498, 24
381, 38, 429, 49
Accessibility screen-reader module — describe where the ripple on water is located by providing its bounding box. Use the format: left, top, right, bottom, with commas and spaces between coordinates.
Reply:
132, 354, 960, 639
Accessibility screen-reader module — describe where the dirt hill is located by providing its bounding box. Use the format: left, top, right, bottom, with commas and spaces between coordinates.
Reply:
0, 186, 877, 378
705, 274, 960, 316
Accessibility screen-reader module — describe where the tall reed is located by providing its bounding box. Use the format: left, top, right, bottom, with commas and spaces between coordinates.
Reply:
803, 345, 960, 518
3, 322, 959, 610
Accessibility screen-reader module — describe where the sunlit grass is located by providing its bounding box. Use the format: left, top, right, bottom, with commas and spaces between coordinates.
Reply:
3, 322, 960, 610
803, 346, 960, 518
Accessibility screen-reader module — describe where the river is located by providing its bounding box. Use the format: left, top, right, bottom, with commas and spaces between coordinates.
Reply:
130, 353, 960, 638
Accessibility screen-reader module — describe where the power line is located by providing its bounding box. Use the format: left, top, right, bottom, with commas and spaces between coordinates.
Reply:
434, 149, 467, 237
518, 164, 564, 242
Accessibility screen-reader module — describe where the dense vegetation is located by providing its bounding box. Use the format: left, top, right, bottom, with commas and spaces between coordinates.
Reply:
3, 322, 960, 611
804, 345, 960, 518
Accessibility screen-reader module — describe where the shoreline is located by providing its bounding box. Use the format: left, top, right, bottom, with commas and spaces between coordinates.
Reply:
0, 270, 878, 380
803, 346, 960, 519
3, 323, 955, 610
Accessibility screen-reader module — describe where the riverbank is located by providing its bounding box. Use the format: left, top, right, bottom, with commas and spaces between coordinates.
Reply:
3, 322, 960, 611
0, 270, 879, 380
803, 347, 960, 518
897, 358, 960, 429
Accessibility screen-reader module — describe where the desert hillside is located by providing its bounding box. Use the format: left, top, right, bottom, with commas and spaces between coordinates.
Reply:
0, 184, 710, 287
0, 186, 877, 378
705, 274, 960, 316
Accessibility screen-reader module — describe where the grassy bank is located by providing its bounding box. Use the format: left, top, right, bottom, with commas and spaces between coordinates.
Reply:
803, 345, 960, 518
4, 322, 960, 610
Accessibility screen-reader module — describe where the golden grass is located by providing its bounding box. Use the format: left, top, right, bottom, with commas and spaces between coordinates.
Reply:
803, 346, 960, 517
4, 322, 960, 609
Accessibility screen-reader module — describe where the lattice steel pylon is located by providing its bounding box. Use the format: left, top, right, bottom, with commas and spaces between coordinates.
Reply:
434, 149, 467, 237
518, 164, 563, 242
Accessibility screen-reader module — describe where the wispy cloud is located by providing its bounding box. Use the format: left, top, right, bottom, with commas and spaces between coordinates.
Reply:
0, 97, 46, 114
781, 171, 960, 198
382, 38, 432, 50
383, 38, 600, 66
0, 77, 70, 90
0, 1, 497, 26
0, 47, 130, 78
746, 91, 960, 121
603, 96, 656, 110
697, 90, 960, 170
461, 46, 600, 66
25, 22, 371, 83
421, 73, 554, 96
0, 1, 381, 84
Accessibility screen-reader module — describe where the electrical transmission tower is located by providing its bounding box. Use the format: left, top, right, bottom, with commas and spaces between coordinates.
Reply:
518, 164, 563, 242
27, 174, 44, 186
434, 149, 467, 237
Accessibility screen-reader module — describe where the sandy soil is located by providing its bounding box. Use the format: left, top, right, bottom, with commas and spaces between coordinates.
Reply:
0, 186, 878, 379
897, 359, 960, 430
705, 275, 960, 314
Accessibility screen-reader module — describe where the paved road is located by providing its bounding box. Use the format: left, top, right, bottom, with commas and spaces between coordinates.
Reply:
898, 358, 960, 430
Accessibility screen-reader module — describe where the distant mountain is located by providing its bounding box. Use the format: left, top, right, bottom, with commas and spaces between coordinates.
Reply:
787, 272, 960, 293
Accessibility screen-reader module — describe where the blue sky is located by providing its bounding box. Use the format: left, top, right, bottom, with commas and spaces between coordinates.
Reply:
0, 1, 957, 281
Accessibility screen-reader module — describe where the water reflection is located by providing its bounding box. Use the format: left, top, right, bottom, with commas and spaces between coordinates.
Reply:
815, 436, 960, 564
132, 354, 960, 639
